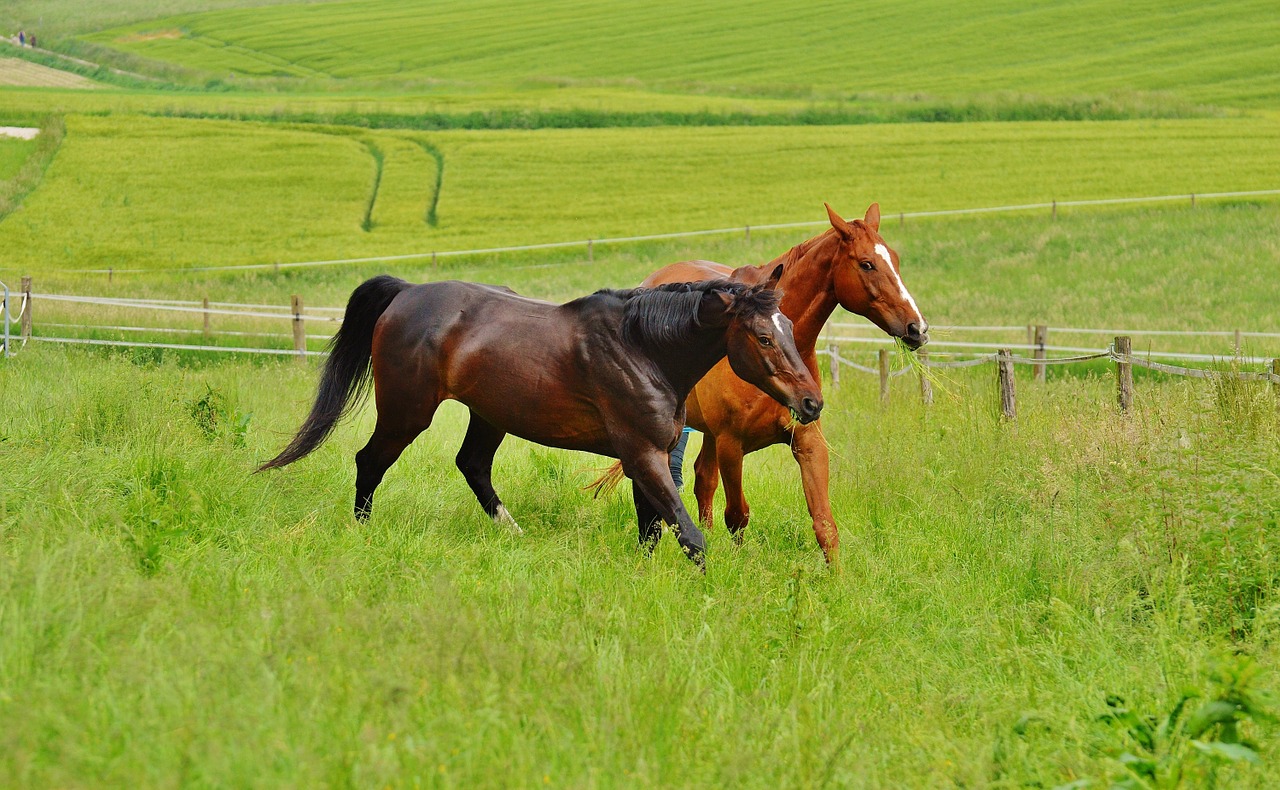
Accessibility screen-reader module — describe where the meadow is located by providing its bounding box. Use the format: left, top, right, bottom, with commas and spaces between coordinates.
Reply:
2, 334, 1278, 787
80, 0, 1280, 108
2, 114, 1279, 276
2, 0, 1280, 786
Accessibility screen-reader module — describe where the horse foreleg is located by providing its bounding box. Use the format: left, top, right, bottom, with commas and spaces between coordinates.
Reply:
790, 422, 840, 566
456, 411, 518, 534
625, 449, 707, 569
354, 416, 430, 520
692, 435, 720, 530
715, 435, 750, 543
632, 479, 663, 552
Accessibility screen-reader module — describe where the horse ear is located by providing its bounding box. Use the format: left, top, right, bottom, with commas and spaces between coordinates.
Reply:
863, 202, 881, 232
766, 262, 784, 286
824, 202, 852, 240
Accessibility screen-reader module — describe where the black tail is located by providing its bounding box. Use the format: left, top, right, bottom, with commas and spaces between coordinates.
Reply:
257, 275, 410, 471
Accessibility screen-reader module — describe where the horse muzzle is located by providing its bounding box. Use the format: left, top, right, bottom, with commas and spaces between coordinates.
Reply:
902, 321, 929, 351
794, 395, 823, 424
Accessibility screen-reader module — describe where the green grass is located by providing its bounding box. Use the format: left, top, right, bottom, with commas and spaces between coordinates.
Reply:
83, 0, 1280, 108
1, 343, 1277, 786
0, 138, 35, 180
3, 113, 1280, 276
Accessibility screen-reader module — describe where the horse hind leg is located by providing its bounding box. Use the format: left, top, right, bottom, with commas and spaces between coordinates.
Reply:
715, 435, 750, 543
455, 411, 518, 534
354, 407, 436, 521
692, 435, 720, 531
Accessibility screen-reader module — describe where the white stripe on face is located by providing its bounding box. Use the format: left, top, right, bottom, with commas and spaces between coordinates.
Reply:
772, 312, 786, 335
875, 242, 922, 322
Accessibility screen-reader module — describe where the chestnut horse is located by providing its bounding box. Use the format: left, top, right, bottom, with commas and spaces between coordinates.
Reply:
600, 203, 927, 564
259, 275, 822, 567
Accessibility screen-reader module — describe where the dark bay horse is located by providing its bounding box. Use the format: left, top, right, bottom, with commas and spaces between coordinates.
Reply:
595, 203, 928, 565
259, 275, 823, 567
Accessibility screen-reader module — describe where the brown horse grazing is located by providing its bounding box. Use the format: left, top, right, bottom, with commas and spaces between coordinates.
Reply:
600, 203, 928, 565
258, 274, 823, 567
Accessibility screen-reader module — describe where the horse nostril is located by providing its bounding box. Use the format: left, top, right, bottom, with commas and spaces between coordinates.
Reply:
906, 322, 923, 338
801, 397, 822, 420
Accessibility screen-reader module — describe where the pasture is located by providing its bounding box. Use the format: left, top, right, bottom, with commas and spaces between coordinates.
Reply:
83, 0, 1280, 108
2, 114, 1280, 276
3, 0, 1280, 786
2, 341, 1278, 787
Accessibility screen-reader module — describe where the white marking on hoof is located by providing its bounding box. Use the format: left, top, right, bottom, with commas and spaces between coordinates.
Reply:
494, 505, 523, 535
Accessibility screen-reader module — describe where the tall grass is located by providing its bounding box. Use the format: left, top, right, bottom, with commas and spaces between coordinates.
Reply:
1, 345, 1276, 786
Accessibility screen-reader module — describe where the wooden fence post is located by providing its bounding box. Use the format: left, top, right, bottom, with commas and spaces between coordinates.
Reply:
1034, 325, 1047, 382
588, 239, 594, 263
745, 225, 750, 242
997, 348, 1016, 420
918, 351, 932, 406
202, 297, 211, 338
1115, 335, 1133, 413
20, 276, 31, 341
878, 349, 890, 404
291, 295, 306, 361
1271, 359, 1279, 401
828, 343, 839, 388
1052, 200, 1057, 220
1234, 329, 1242, 355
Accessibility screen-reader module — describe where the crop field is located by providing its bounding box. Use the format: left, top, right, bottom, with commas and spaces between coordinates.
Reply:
2, 114, 1279, 276
0, 56, 99, 89
83, 0, 1280, 108
3, 0, 1280, 786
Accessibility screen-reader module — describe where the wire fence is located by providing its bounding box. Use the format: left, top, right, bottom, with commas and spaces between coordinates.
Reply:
66, 188, 1280, 276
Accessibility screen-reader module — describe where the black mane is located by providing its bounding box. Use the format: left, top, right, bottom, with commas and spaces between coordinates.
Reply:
604, 280, 780, 349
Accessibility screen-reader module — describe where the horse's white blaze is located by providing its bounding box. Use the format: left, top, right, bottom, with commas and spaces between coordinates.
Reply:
875, 243, 922, 323
494, 505, 523, 535
772, 312, 786, 335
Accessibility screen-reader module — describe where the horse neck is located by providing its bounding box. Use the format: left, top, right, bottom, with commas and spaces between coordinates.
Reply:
647, 331, 730, 401
772, 232, 841, 353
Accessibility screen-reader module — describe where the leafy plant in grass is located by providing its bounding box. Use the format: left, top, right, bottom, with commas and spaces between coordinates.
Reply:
1091, 657, 1274, 788
188, 384, 250, 446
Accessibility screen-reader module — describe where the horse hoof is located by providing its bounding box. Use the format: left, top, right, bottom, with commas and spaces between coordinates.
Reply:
493, 505, 523, 535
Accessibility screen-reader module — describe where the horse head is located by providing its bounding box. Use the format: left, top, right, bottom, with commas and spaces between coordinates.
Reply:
824, 203, 929, 350
704, 276, 824, 424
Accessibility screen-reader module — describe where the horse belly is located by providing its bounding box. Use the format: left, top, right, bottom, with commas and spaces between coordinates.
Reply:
446, 350, 613, 453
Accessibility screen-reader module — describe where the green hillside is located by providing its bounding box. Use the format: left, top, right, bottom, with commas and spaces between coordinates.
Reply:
3, 114, 1278, 275
86, 0, 1280, 107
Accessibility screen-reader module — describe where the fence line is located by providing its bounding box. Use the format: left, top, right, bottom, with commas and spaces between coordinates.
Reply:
27, 336, 328, 357
69, 188, 1280, 275
821, 334, 1276, 365
825, 339, 1280, 418
33, 293, 341, 323
827, 322, 1280, 340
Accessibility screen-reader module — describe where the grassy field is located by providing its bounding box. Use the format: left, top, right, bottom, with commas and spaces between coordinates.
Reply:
16, 204, 1280, 365
1, 342, 1277, 786
80, 0, 1280, 108
2, 114, 1279, 276
0, 137, 35, 180
2, 1, 1279, 786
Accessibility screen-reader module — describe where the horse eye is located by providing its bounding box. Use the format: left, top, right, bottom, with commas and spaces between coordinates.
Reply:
859, 261, 875, 271
758, 336, 773, 347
